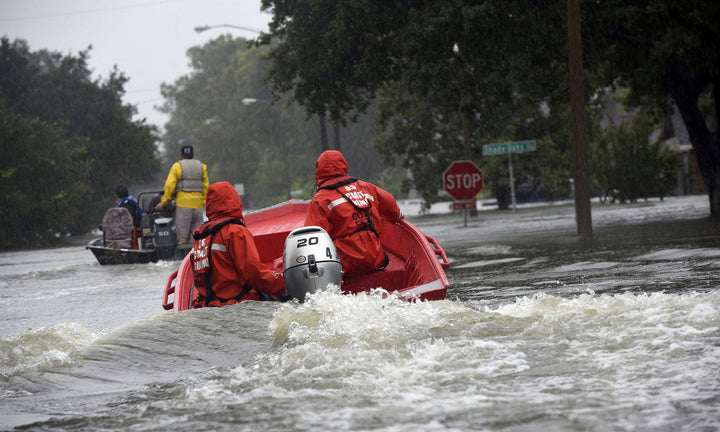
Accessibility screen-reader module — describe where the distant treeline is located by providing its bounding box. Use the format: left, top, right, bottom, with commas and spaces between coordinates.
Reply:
0, 38, 158, 249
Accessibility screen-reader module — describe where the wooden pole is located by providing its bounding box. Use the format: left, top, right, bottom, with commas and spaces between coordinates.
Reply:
568, 0, 593, 240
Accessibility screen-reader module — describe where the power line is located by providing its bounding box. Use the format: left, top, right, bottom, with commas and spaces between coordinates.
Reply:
0, 0, 196, 23
134, 97, 164, 105
126, 87, 161, 95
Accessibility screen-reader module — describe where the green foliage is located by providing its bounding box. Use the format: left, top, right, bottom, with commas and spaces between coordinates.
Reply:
370, 166, 407, 199
0, 106, 93, 248
259, 0, 719, 217
0, 38, 159, 249
259, 0, 405, 122
263, 0, 574, 209
591, 114, 680, 203
376, 75, 575, 208
375, 82, 462, 205
583, 1, 719, 114
159, 36, 388, 210
582, 0, 720, 215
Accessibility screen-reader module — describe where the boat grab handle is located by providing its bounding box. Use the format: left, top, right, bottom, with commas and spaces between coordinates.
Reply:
425, 234, 450, 269
162, 270, 178, 310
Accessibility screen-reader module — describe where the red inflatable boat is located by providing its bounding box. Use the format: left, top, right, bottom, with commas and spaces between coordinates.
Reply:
162, 200, 450, 311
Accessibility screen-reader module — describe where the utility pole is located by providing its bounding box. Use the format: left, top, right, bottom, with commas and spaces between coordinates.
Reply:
568, 0, 593, 241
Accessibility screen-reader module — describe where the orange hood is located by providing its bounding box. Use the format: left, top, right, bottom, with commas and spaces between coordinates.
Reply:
315, 150, 349, 186
205, 181, 244, 221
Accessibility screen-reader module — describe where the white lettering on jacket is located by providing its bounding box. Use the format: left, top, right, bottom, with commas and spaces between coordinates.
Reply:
327, 185, 376, 211
194, 257, 209, 271
193, 238, 209, 271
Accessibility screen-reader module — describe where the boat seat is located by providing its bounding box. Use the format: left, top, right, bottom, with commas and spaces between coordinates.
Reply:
102, 207, 135, 249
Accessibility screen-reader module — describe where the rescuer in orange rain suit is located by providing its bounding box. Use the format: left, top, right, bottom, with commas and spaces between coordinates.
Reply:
191, 181, 285, 307
305, 150, 402, 278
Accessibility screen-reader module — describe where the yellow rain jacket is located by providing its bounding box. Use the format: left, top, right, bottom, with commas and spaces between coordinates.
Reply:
160, 159, 209, 209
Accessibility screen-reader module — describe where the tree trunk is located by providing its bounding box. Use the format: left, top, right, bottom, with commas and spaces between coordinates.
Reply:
319, 114, 329, 152
333, 121, 341, 151
494, 183, 510, 210
665, 68, 720, 218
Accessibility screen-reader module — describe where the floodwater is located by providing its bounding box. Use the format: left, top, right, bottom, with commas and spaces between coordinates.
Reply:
1, 195, 719, 432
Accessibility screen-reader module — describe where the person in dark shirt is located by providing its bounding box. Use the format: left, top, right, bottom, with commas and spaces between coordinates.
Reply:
114, 184, 142, 228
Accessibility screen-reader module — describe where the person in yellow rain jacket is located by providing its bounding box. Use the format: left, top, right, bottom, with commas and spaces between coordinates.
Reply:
155, 144, 209, 245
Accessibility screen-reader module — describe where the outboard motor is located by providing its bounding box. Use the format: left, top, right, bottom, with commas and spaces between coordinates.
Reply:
153, 217, 177, 260
140, 213, 155, 249
283, 226, 342, 302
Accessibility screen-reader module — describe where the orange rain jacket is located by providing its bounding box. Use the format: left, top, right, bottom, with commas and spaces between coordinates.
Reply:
191, 182, 285, 307
305, 151, 401, 277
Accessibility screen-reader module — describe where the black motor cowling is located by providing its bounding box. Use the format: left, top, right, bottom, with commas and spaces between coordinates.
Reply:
154, 217, 177, 260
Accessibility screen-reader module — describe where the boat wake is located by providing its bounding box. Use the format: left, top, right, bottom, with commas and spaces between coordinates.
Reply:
2, 290, 718, 431
0, 323, 97, 380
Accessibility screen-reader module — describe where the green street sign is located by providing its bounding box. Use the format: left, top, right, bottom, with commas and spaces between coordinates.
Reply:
483, 140, 537, 156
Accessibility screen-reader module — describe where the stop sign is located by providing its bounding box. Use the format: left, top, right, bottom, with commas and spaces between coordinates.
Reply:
443, 161, 484, 201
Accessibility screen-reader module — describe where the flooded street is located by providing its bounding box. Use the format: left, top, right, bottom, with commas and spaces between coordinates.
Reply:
1, 195, 719, 431
408, 195, 719, 301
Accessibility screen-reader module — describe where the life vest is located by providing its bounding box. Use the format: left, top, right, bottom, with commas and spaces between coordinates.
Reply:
178, 159, 204, 192
191, 217, 252, 306
319, 177, 378, 237
117, 196, 143, 226
116, 196, 142, 215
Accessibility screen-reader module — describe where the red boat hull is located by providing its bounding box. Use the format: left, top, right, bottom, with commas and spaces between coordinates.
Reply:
162, 200, 450, 311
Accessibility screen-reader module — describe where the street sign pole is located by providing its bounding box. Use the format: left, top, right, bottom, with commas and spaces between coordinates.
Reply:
482, 140, 536, 212
451, 200, 477, 227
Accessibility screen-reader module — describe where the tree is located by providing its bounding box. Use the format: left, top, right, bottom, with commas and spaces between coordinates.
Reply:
0, 38, 159, 248
260, 1, 574, 208
258, 0, 405, 123
0, 105, 92, 248
582, 1, 720, 217
591, 113, 680, 203
160, 35, 390, 208
160, 36, 317, 207
260, 1, 719, 219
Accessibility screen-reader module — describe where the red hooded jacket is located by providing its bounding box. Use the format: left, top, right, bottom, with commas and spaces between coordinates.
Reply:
191, 182, 285, 307
305, 151, 401, 277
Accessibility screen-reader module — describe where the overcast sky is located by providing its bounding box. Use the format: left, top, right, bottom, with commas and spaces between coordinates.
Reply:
1, 0, 271, 130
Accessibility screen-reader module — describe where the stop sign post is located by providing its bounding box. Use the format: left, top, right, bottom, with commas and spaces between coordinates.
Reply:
443, 161, 483, 225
